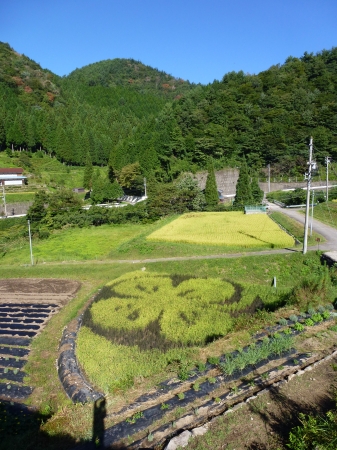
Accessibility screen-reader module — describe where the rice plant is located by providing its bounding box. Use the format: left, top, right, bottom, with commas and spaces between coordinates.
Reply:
147, 212, 294, 248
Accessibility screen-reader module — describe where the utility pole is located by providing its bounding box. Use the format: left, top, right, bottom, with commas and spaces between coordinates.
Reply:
1, 183, 7, 217
267, 164, 271, 193
303, 137, 314, 254
325, 156, 331, 202
310, 189, 314, 236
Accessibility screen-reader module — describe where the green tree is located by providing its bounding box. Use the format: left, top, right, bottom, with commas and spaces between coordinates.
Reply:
91, 176, 123, 204
118, 162, 143, 192
205, 159, 219, 208
234, 159, 253, 206
251, 177, 264, 204
83, 152, 93, 189
175, 173, 205, 211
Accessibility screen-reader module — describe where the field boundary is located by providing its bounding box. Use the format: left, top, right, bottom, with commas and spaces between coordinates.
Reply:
268, 212, 301, 246
57, 315, 103, 403
127, 346, 337, 449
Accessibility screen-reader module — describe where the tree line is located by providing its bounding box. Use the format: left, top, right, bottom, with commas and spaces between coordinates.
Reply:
1, 41, 337, 183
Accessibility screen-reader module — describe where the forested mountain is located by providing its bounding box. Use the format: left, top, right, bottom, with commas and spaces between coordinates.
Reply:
1, 41, 337, 181
0, 42, 194, 166
66, 58, 193, 98
116, 48, 337, 180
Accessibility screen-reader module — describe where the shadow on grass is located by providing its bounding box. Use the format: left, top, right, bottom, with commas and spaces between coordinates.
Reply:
246, 386, 335, 450
0, 400, 75, 450
0, 397, 108, 450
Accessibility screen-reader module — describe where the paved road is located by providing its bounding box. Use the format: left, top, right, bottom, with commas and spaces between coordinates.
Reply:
267, 202, 337, 251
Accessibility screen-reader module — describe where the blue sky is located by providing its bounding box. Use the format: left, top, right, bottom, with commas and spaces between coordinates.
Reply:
1, 0, 336, 84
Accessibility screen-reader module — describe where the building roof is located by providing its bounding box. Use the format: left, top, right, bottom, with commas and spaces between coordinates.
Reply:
0, 175, 27, 180
0, 168, 24, 174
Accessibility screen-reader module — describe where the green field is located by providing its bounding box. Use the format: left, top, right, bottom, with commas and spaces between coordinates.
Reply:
4, 192, 36, 203
270, 211, 325, 246
77, 270, 288, 392
310, 201, 337, 228
0, 211, 296, 265
0, 151, 106, 191
0, 249, 334, 449
147, 212, 294, 248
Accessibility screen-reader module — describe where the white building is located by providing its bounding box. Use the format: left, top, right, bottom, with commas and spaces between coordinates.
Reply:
0, 168, 27, 186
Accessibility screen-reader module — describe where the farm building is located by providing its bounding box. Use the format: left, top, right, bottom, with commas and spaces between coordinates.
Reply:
0, 168, 27, 186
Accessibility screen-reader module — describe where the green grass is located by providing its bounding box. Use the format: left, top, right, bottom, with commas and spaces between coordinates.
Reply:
0, 223, 147, 264
0, 214, 299, 265
0, 250, 331, 448
5, 192, 36, 203
270, 211, 325, 246
75, 249, 326, 394
0, 151, 106, 192
309, 201, 337, 229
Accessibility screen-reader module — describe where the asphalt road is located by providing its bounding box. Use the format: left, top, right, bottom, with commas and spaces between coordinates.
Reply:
267, 202, 337, 251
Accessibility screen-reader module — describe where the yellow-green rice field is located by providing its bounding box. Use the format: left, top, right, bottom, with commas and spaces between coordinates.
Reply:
147, 212, 294, 248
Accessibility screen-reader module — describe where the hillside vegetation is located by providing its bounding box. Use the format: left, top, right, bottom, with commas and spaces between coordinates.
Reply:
1, 41, 337, 181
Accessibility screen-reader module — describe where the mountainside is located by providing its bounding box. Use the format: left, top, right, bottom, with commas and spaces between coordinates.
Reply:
0, 42, 194, 167
115, 48, 337, 180
1, 42, 337, 182
66, 58, 193, 98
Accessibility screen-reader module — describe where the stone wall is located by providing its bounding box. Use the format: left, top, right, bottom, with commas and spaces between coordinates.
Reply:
0, 201, 33, 216
196, 169, 336, 200
195, 168, 239, 196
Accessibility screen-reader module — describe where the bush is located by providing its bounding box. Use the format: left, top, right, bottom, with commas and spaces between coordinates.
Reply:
288, 410, 337, 450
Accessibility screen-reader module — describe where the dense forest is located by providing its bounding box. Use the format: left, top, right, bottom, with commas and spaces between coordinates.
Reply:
1, 41, 337, 181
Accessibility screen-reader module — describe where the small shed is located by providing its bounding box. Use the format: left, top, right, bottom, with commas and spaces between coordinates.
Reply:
72, 187, 85, 194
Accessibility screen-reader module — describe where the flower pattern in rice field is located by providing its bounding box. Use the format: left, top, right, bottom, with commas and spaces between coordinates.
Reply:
83, 271, 265, 350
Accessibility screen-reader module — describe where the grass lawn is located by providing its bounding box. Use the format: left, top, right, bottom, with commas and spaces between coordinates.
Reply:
0, 223, 147, 264
4, 192, 36, 203
310, 201, 337, 228
147, 212, 294, 248
269, 211, 325, 246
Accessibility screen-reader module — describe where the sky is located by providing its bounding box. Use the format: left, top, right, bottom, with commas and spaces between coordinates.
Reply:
1, 0, 337, 85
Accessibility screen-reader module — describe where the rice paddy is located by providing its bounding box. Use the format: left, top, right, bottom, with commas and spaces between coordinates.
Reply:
146, 212, 295, 248
77, 270, 286, 392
